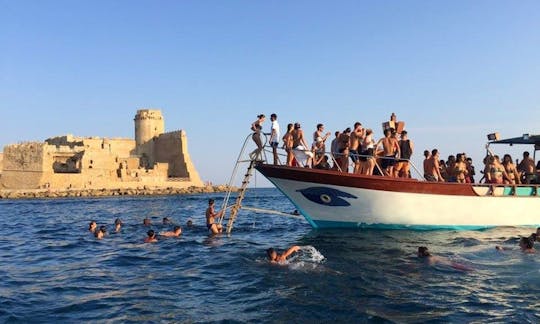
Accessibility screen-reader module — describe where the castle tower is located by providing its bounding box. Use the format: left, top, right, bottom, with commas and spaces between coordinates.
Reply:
134, 109, 164, 166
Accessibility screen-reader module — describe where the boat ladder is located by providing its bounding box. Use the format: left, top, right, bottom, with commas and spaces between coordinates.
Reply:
218, 133, 268, 234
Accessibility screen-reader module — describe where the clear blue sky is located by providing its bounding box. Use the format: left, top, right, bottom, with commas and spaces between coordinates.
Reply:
2, 1, 540, 186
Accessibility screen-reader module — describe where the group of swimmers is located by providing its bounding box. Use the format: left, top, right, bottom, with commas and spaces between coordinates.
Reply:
88, 216, 188, 242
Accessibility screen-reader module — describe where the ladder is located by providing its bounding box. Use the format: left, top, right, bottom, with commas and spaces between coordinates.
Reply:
225, 159, 257, 234
218, 133, 268, 234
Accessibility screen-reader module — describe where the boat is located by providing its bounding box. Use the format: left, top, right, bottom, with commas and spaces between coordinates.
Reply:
253, 133, 540, 230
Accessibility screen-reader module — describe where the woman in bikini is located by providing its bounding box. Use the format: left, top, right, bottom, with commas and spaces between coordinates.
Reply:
454, 153, 469, 183
282, 123, 295, 166
249, 114, 266, 160
502, 154, 520, 184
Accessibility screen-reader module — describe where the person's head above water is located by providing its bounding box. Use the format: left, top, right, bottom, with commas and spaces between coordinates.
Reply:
266, 248, 277, 261
143, 218, 151, 226
147, 230, 156, 238
519, 237, 534, 250
163, 217, 171, 224
89, 221, 97, 231
418, 246, 431, 257
186, 219, 193, 227
115, 218, 122, 225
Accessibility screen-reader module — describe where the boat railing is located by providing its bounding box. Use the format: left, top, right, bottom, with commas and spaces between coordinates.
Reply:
256, 132, 426, 180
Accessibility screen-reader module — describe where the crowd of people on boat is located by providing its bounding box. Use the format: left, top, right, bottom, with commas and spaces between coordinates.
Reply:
250, 113, 540, 184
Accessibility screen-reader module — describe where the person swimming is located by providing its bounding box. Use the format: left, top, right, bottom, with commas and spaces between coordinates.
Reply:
417, 246, 472, 271
144, 230, 158, 243
95, 226, 106, 240
186, 219, 194, 227
89, 221, 97, 233
143, 217, 151, 226
267, 245, 301, 264
163, 217, 172, 225
160, 226, 182, 237
496, 235, 536, 253
114, 218, 122, 233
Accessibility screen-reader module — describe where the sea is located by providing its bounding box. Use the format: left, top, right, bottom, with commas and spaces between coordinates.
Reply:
0, 188, 539, 323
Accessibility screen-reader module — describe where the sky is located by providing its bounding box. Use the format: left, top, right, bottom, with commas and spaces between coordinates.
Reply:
1, 0, 540, 187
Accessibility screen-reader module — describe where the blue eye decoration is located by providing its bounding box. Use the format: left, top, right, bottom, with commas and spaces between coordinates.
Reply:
297, 187, 357, 206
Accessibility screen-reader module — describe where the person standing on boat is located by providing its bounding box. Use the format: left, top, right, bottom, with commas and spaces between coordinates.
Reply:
395, 130, 414, 178
359, 128, 376, 175
282, 123, 295, 166
338, 128, 352, 172
206, 198, 223, 234
502, 154, 520, 184
454, 153, 468, 183
518, 151, 536, 184
349, 122, 365, 174
425, 149, 444, 182
422, 150, 431, 180
292, 123, 313, 167
466, 157, 476, 183
330, 131, 341, 170
375, 128, 400, 177
269, 114, 280, 165
249, 114, 266, 160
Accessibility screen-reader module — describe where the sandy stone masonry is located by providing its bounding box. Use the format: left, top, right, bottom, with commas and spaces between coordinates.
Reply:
0, 109, 204, 191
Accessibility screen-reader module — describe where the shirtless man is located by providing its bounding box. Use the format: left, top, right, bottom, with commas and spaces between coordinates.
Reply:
423, 150, 431, 180
144, 230, 158, 243
417, 246, 472, 271
266, 245, 301, 263
292, 123, 313, 167
518, 151, 536, 184
375, 128, 400, 177
161, 226, 182, 237
425, 149, 444, 182
206, 198, 223, 234
349, 122, 365, 173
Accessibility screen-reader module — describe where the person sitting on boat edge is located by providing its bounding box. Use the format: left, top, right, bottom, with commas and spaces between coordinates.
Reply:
161, 226, 182, 237
206, 198, 223, 234
267, 245, 301, 263
144, 230, 158, 243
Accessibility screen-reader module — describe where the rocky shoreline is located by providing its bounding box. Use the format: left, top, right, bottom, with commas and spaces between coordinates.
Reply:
0, 185, 237, 200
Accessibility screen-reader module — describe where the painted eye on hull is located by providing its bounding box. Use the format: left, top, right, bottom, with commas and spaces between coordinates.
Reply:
297, 187, 357, 207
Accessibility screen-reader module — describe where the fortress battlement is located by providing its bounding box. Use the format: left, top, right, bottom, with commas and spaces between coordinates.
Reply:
0, 109, 203, 190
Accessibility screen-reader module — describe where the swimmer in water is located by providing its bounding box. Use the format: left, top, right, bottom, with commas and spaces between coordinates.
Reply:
89, 221, 97, 233
267, 245, 301, 263
186, 219, 194, 228
144, 230, 158, 243
163, 217, 171, 225
114, 218, 122, 233
95, 226, 106, 240
496, 236, 536, 253
143, 217, 151, 226
161, 226, 182, 237
206, 199, 223, 234
417, 246, 472, 271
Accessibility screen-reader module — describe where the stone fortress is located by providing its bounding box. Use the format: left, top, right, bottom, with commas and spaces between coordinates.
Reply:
0, 109, 204, 191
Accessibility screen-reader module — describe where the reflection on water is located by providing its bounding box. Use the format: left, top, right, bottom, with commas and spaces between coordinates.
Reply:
0, 189, 539, 322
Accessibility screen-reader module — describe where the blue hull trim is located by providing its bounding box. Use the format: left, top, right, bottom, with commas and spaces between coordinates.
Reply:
311, 220, 497, 231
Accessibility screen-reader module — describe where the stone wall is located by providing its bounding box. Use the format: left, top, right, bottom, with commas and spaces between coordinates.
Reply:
0, 109, 205, 191
154, 130, 203, 186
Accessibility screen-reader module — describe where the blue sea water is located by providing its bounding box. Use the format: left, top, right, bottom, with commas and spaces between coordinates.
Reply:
0, 188, 539, 323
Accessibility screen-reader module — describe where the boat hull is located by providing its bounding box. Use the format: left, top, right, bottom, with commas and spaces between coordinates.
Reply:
255, 164, 540, 229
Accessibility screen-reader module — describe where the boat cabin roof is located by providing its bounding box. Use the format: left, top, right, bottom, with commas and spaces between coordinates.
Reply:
490, 134, 540, 146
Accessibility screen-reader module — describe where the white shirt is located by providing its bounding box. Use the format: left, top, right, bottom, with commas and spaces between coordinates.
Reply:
270, 120, 280, 143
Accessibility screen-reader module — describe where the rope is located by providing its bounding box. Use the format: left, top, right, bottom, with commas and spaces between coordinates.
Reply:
240, 206, 304, 218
